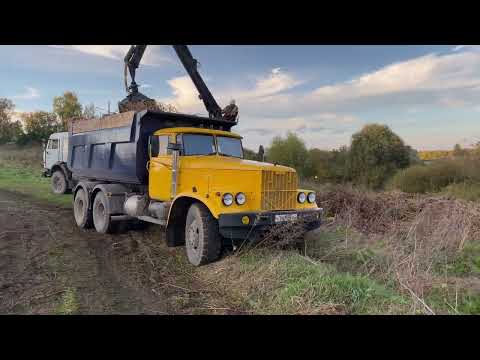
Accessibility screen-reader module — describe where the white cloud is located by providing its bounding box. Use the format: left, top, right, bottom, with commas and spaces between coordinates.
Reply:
160, 67, 303, 115
310, 52, 480, 103
11, 87, 40, 100
48, 45, 170, 66
245, 67, 302, 98
158, 75, 204, 114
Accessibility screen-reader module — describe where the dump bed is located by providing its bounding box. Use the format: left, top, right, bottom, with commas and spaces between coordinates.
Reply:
68, 110, 235, 185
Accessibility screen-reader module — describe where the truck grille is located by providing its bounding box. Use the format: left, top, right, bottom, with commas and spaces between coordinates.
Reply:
261, 170, 298, 211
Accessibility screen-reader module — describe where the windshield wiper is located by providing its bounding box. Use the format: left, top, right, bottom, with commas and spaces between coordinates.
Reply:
218, 153, 242, 158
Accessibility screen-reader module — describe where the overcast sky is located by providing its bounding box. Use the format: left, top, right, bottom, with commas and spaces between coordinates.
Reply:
1, 45, 480, 151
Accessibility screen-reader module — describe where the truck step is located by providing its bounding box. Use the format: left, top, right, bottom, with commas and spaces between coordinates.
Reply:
137, 216, 167, 226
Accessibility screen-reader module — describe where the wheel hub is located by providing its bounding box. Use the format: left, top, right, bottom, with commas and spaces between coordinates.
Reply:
187, 221, 200, 250
53, 176, 60, 189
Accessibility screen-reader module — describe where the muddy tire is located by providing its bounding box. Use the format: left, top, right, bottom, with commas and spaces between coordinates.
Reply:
74, 188, 92, 229
92, 191, 112, 234
185, 203, 222, 266
51, 170, 67, 194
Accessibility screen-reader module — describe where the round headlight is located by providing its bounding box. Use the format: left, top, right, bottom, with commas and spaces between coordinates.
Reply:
222, 193, 234, 206
297, 192, 306, 204
235, 192, 246, 205
307, 192, 316, 203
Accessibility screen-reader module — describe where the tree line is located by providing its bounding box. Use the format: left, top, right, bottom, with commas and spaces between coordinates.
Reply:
245, 124, 421, 190
0, 91, 93, 145
0, 91, 178, 145
4, 91, 476, 192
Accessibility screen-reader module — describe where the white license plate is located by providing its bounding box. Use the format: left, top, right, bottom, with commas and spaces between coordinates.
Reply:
274, 213, 298, 223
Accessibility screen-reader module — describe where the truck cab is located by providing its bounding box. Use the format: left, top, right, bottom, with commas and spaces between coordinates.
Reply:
146, 127, 321, 264
42, 132, 74, 194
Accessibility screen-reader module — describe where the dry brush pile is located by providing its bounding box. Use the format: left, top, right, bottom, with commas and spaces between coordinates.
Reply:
316, 186, 480, 314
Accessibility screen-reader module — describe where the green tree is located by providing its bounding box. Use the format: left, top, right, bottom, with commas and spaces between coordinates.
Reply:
22, 111, 60, 143
0, 98, 15, 144
309, 148, 333, 181
0, 98, 25, 144
309, 146, 352, 184
349, 124, 410, 189
266, 132, 314, 178
406, 145, 422, 165
243, 147, 257, 160
53, 91, 82, 130
82, 103, 96, 119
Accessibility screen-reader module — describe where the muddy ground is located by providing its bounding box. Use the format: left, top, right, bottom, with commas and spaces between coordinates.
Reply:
0, 189, 242, 315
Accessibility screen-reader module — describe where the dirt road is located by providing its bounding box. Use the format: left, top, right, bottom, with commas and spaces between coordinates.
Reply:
0, 190, 238, 314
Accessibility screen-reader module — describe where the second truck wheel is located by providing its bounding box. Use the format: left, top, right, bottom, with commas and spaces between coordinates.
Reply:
74, 188, 92, 229
93, 192, 113, 234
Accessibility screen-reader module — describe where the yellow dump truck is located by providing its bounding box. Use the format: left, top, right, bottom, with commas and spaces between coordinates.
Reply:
69, 111, 322, 266
69, 44, 321, 266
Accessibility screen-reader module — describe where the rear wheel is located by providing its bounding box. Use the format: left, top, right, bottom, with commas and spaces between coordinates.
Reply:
74, 188, 92, 229
51, 170, 67, 194
93, 191, 113, 234
185, 203, 222, 266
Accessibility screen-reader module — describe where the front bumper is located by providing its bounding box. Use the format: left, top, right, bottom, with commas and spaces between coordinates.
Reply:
218, 208, 323, 239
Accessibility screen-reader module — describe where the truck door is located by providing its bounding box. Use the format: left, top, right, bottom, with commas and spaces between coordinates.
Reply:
149, 135, 173, 201
61, 134, 69, 163
45, 138, 60, 170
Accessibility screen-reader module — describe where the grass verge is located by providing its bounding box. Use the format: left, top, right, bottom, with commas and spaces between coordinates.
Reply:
0, 164, 71, 207
0, 144, 71, 207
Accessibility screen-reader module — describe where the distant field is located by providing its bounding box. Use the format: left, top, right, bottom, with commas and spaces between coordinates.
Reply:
418, 150, 453, 161
0, 144, 71, 207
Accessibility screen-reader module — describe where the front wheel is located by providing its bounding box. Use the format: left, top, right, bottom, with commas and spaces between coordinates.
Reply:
185, 203, 222, 266
51, 170, 67, 194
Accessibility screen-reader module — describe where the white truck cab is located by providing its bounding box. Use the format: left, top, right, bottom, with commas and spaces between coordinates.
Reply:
42, 132, 74, 194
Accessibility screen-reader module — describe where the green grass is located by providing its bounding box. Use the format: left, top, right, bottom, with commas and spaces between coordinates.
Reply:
238, 249, 408, 314
55, 287, 79, 315
443, 243, 480, 277
442, 182, 480, 202
0, 164, 71, 207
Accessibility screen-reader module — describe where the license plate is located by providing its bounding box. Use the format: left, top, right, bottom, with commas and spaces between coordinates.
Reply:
275, 213, 298, 223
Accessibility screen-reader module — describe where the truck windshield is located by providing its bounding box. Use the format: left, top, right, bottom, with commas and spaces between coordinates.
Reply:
181, 134, 216, 156
217, 136, 243, 158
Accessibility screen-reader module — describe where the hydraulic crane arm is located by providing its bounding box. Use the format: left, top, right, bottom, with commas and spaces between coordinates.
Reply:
171, 45, 223, 119
123, 45, 231, 120
124, 45, 147, 93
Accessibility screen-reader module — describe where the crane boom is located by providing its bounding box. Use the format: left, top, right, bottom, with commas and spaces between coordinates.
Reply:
123, 45, 230, 121
172, 45, 223, 119
124, 45, 147, 93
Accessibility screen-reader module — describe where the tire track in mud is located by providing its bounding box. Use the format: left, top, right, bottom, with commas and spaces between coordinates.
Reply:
0, 189, 235, 314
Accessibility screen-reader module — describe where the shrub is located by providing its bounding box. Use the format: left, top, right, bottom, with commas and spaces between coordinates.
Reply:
349, 124, 411, 189
266, 132, 315, 178
388, 160, 465, 194
442, 182, 480, 202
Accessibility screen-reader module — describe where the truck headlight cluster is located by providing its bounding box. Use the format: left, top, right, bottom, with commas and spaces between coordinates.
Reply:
235, 192, 246, 205
297, 192, 306, 204
222, 192, 246, 206
307, 192, 316, 203
222, 193, 234, 206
